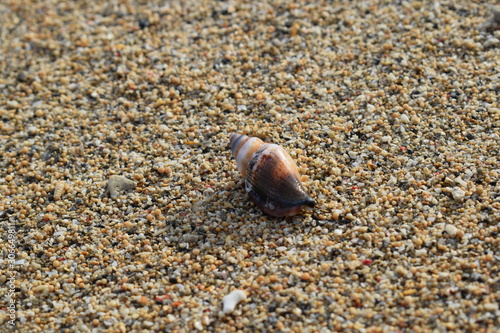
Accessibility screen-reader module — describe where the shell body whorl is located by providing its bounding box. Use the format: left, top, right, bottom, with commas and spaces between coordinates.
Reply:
229, 133, 315, 217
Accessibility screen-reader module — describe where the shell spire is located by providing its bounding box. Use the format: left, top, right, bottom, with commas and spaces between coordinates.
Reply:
229, 133, 315, 217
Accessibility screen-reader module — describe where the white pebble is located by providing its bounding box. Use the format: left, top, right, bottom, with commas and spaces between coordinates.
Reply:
7, 100, 20, 108
415, 249, 427, 256
27, 125, 38, 135
484, 37, 499, 48
400, 114, 410, 123
455, 177, 467, 187
387, 176, 397, 185
222, 290, 247, 314
484, 303, 498, 311
445, 224, 458, 238
451, 187, 465, 201
159, 124, 169, 133
381, 135, 392, 143
193, 320, 203, 330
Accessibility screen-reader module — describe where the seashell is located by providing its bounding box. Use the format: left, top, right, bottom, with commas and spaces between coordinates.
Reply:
229, 133, 315, 217
53, 181, 66, 201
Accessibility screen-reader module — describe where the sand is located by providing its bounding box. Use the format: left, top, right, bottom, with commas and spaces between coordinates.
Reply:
0, 0, 499, 332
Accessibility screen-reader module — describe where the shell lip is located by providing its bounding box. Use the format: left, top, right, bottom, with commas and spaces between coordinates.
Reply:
291, 196, 316, 214
303, 196, 316, 208
247, 186, 316, 217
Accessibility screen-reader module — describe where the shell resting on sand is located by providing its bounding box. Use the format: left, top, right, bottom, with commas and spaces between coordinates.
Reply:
229, 133, 315, 217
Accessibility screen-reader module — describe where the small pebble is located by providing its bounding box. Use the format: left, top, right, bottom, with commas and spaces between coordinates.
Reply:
193, 321, 203, 330
484, 37, 499, 48
400, 114, 410, 123
107, 175, 137, 198
451, 187, 466, 201
483, 303, 498, 312
222, 290, 247, 314
445, 224, 458, 238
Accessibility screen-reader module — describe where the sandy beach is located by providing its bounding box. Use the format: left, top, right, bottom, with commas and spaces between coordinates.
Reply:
0, 0, 499, 332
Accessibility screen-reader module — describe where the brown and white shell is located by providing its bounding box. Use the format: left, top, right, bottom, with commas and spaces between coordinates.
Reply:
229, 133, 315, 217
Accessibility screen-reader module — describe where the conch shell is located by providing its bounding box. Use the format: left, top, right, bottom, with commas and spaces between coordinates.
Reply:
229, 133, 315, 217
